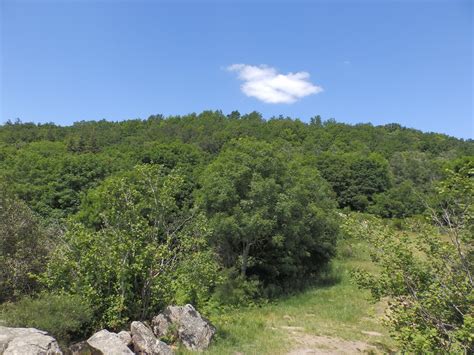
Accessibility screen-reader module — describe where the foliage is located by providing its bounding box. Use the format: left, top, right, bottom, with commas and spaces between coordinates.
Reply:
0, 187, 52, 302
369, 181, 425, 218
210, 270, 262, 306
139, 141, 207, 172
315, 152, 392, 211
0, 142, 115, 219
41, 165, 219, 328
0, 293, 94, 344
0, 113, 472, 342
199, 138, 340, 292
429, 157, 474, 233
1, 113, 471, 222
389, 151, 443, 190
343, 163, 473, 353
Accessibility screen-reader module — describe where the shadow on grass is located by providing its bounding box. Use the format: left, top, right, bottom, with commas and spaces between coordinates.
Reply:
260, 261, 344, 305
312, 263, 343, 288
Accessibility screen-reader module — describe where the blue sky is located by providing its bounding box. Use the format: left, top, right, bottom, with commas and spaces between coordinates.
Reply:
1, 0, 472, 138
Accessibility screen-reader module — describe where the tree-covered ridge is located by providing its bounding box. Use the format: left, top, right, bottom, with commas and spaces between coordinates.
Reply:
0, 111, 472, 352
1, 111, 472, 220
1, 112, 472, 154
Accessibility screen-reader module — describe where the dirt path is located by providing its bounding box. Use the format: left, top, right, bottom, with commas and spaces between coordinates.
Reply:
283, 326, 380, 355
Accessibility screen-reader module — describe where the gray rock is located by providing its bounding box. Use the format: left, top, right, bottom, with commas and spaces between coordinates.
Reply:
117, 331, 132, 347
86, 329, 133, 355
117, 330, 132, 346
150, 313, 174, 339
71, 331, 132, 355
151, 304, 215, 351
130, 321, 172, 355
0, 326, 62, 355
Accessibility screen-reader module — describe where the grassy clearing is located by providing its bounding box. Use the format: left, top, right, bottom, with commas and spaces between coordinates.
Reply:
178, 240, 396, 354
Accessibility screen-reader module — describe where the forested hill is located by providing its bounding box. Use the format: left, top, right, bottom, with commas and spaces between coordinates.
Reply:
0, 111, 472, 221
1, 111, 472, 156
0, 110, 473, 351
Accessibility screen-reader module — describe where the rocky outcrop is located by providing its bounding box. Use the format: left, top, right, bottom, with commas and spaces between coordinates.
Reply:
86, 329, 133, 355
151, 304, 215, 351
0, 304, 214, 354
0, 326, 62, 355
130, 321, 172, 355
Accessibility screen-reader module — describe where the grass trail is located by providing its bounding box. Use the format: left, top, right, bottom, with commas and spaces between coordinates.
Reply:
179, 241, 396, 354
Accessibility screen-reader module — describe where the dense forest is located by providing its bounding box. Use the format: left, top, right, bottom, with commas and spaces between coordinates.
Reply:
0, 111, 472, 353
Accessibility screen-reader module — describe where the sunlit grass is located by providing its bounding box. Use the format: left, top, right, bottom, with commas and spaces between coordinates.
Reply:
178, 240, 396, 354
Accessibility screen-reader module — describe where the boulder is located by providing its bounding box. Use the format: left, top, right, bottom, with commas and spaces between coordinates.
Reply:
86, 329, 133, 355
70, 331, 131, 355
0, 326, 62, 355
150, 310, 175, 339
151, 304, 215, 351
117, 331, 132, 347
130, 321, 172, 355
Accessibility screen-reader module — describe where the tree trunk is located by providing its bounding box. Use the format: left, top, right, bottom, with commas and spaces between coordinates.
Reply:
241, 243, 251, 277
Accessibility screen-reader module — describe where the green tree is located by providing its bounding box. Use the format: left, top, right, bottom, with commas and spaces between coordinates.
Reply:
316, 152, 391, 211
369, 181, 425, 218
199, 138, 339, 291
0, 187, 52, 302
42, 165, 219, 328
1, 142, 114, 219
389, 151, 443, 191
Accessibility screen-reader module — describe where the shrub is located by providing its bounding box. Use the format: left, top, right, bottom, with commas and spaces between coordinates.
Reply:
41, 165, 219, 328
0, 293, 94, 344
343, 165, 473, 353
211, 270, 261, 306
0, 187, 52, 302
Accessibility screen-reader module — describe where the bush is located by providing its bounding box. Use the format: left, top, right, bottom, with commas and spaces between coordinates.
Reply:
211, 270, 261, 306
42, 165, 218, 328
0, 187, 52, 302
0, 293, 94, 344
344, 163, 473, 354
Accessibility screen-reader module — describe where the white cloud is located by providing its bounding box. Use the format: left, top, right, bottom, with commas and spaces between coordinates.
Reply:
227, 64, 323, 104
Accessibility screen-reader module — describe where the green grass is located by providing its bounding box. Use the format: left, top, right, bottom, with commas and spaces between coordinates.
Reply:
178, 240, 396, 354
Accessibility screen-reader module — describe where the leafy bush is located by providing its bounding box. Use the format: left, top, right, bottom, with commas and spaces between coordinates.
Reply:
170, 249, 222, 309
211, 271, 262, 306
343, 164, 473, 353
0, 293, 94, 344
41, 165, 220, 328
0, 187, 51, 302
